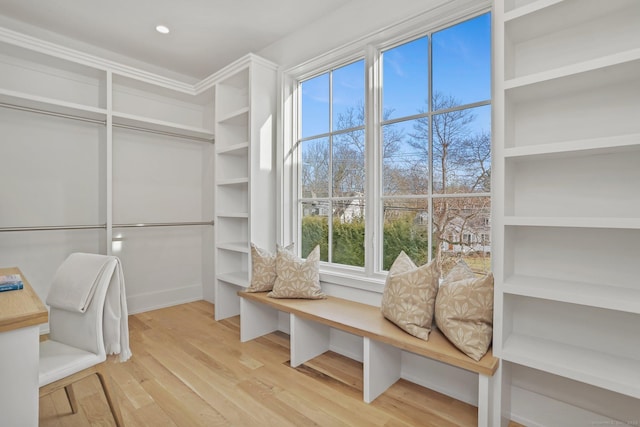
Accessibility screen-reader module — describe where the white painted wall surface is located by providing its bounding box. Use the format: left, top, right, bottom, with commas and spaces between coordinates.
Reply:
258, 0, 446, 69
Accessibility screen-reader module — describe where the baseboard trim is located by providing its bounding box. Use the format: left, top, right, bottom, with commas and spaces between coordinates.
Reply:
127, 284, 203, 314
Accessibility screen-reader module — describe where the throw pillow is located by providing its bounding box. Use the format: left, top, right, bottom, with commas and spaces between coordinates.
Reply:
435, 260, 494, 361
246, 243, 294, 292
268, 245, 326, 299
380, 251, 439, 340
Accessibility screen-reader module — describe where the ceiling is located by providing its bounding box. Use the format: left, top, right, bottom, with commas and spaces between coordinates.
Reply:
0, 0, 349, 81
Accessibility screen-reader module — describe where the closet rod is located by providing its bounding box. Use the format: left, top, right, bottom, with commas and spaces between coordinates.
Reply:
0, 102, 106, 125
0, 224, 107, 232
113, 221, 215, 228
0, 221, 214, 232
112, 123, 214, 143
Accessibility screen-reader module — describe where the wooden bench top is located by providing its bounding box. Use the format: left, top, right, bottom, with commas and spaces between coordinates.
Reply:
238, 291, 499, 376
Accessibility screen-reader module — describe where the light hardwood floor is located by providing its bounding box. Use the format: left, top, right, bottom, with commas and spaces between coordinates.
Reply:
39, 300, 524, 426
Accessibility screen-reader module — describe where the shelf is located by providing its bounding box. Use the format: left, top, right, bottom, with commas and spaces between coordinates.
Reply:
216, 142, 249, 155
504, 0, 637, 43
217, 271, 249, 288
0, 88, 107, 121
112, 111, 214, 141
504, 0, 640, 80
503, 133, 640, 160
506, 55, 640, 103
503, 275, 640, 314
505, 48, 640, 91
503, 0, 564, 21
505, 58, 640, 148
216, 212, 249, 219
217, 178, 249, 186
503, 216, 640, 230
217, 242, 249, 253
502, 334, 640, 399
217, 107, 249, 125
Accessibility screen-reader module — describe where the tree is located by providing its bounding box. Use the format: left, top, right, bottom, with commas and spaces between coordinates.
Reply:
403, 92, 491, 271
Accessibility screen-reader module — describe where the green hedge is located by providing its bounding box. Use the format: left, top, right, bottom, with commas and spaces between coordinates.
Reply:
301, 215, 429, 270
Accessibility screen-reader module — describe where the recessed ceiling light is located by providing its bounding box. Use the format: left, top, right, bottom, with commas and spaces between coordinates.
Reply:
155, 25, 170, 34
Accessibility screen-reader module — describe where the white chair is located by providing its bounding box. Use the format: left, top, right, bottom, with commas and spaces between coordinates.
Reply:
39, 255, 125, 426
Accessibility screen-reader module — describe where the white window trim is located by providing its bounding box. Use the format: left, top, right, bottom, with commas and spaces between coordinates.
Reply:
277, 0, 491, 292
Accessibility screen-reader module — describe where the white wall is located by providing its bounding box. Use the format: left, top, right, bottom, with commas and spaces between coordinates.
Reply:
258, 0, 449, 69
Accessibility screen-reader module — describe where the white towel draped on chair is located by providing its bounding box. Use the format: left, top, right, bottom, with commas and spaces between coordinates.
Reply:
47, 253, 132, 362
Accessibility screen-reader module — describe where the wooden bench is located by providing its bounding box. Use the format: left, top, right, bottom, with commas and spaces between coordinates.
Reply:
238, 291, 500, 427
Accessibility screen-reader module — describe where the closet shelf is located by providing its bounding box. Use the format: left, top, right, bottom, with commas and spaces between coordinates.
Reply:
503, 275, 640, 314
502, 0, 564, 21
503, 216, 640, 230
111, 111, 214, 141
504, 0, 635, 43
216, 142, 249, 155
216, 271, 249, 287
506, 55, 640, 103
216, 107, 249, 125
504, 48, 640, 91
217, 177, 249, 186
503, 133, 640, 159
216, 242, 249, 253
216, 212, 249, 219
0, 88, 107, 121
502, 334, 640, 399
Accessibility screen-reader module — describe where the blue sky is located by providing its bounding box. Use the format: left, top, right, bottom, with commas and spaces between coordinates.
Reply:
301, 12, 491, 139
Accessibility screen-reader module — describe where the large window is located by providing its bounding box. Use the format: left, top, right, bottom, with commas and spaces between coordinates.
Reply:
299, 60, 366, 266
293, 12, 491, 279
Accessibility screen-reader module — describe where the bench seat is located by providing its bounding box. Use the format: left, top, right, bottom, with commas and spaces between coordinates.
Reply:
238, 291, 501, 427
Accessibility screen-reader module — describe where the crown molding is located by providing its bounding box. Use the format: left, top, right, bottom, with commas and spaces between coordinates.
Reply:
194, 52, 278, 94
0, 26, 280, 96
0, 26, 196, 94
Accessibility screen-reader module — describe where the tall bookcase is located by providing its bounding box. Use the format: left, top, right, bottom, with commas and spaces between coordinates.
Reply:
493, 0, 640, 424
214, 55, 277, 320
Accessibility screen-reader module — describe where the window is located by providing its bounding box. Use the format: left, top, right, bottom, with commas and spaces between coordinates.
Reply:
289, 10, 491, 281
299, 60, 366, 266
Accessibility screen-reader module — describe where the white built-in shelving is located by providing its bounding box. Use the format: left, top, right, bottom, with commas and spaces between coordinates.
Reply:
494, 0, 640, 424
214, 55, 277, 320
0, 29, 216, 311
111, 73, 214, 141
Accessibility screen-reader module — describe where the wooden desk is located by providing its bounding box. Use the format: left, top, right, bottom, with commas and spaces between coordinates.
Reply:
0, 267, 48, 427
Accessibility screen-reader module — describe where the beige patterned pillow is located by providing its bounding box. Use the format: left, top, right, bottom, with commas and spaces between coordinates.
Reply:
246, 243, 294, 292
268, 245, 326, 299
435, 260, 494, 361
381, 251, 439, 340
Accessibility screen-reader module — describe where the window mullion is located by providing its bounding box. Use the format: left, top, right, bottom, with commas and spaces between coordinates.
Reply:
427, 33, 434, 265
328, 71, 334, 264
365, 44, 380, 276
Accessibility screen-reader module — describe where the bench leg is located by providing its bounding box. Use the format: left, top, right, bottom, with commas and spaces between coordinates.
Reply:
479, 369, 503, 427
240, 297, 279, 342
290, 314, 330, 367
363, 338, 401, 403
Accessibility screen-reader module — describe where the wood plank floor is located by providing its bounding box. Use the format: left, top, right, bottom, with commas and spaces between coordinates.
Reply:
39, 300, 524, 426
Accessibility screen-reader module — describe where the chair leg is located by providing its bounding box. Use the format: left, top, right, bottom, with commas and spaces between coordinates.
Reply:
64, 384, 79, 414
95, 368, 124, 427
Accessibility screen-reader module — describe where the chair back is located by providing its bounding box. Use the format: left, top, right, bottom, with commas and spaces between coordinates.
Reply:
47, 256, 118, 358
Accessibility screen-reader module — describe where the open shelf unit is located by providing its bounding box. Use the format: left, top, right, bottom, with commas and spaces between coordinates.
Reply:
0, 30, 216, 311
214, 55, 277, 320
494, 0, 640, 424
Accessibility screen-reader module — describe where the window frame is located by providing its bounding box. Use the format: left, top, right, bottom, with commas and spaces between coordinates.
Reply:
279, 2, 492, 292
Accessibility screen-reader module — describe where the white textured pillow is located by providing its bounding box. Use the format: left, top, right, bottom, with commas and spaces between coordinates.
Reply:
268, 245, 325, 299
246, 243, 294, 292
435, 260, 494, 361
380, 251, 439, 340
